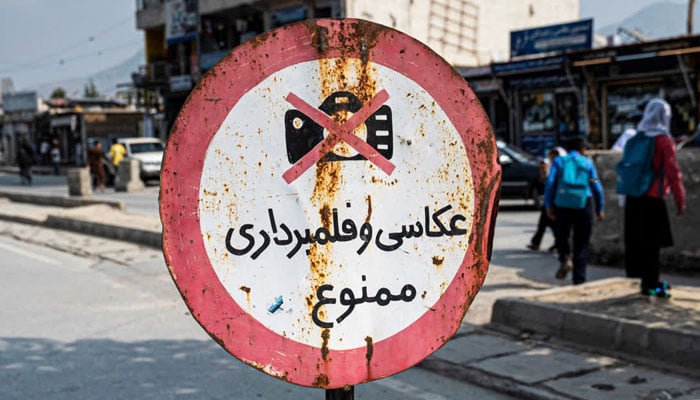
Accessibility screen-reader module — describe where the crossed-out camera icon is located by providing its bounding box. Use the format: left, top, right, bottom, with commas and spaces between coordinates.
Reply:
282, 90, 395, 184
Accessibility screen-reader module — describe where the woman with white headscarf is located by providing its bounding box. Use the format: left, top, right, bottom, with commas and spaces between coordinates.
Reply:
624, 98, 686, 298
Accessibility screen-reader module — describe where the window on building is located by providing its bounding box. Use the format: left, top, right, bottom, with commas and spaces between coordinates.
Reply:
521, 92, 554, 134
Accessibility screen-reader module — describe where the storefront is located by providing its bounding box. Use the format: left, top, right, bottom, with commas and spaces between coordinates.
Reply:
571, 35, 700, 148
458, 66, 511, 142
493, 56, 585, 158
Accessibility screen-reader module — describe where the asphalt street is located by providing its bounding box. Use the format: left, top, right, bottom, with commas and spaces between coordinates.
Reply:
0, 222, 516, 400
0, 172, 160, 216
2, 171, 700, 399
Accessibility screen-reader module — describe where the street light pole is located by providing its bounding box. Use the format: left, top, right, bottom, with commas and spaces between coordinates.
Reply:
689, 0, 696, 34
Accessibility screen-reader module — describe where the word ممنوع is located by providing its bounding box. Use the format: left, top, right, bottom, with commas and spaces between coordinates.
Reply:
311, 275, 417, 328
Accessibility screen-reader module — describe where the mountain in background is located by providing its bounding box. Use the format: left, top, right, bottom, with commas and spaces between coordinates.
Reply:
36, 48, 144, 100
597, 1, 700, 42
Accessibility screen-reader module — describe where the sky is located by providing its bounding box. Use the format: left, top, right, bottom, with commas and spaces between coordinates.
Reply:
579, 0, 687, 29
0, 0, 142, 92
0, 0, 690, 92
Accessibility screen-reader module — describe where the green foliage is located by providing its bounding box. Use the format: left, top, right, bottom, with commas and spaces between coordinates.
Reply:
50, 87, 66, 99
83, 79, 100, 98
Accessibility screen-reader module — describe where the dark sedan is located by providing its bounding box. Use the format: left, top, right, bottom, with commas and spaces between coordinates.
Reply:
497, 140, 542, 207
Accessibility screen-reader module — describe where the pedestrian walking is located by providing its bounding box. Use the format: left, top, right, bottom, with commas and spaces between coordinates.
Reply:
527, 146, 566, 252
108, 138, 127, 185
16, 139, 35, 185
88, 141, 106, 192
39, 139, 50, 165
617, 98, 686, 298
50, 143, 61, 175
544, 137, 604, 284
108, 138, 127, 167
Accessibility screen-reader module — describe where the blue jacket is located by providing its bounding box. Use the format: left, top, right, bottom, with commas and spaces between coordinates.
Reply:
544, 151, 604, 213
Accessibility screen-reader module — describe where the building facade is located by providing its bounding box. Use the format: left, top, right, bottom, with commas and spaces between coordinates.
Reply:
134, 0, 579, 135
462, 34, 700, 157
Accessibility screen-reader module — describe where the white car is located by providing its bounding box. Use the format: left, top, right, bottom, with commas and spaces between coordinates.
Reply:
118, 137, 165, 180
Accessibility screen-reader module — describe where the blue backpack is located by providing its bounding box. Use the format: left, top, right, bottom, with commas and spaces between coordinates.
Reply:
554, 154, 590, 209
616, 132, 656, 197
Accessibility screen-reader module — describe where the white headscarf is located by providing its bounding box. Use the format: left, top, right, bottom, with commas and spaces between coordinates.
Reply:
611, 128, 637, 151
637, 98, 671, 137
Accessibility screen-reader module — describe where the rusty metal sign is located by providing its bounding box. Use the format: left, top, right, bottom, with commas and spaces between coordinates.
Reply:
160, 18, 500, 389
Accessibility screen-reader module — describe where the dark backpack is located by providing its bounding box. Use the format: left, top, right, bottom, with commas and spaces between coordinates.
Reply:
554, 154, 590, 209
616, 132, 656, 197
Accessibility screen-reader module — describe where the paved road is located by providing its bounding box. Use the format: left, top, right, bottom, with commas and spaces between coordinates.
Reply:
4, 171, 697, 327
0, 171, 160, 216
3, 173, 700, 399
0, 222, 516, 399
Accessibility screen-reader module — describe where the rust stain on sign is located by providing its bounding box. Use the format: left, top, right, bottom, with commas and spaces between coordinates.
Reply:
364, 336, 374, 363
305, 21, 383, 366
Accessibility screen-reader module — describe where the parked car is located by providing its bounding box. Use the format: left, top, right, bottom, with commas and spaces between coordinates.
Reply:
118, 137, 165, 181
497, 140, 542, 207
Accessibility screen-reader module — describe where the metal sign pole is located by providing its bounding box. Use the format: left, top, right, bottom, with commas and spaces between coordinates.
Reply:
326, 386, 354, 400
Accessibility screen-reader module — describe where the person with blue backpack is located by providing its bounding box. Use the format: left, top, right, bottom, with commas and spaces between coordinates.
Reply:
616, 98, 686, 298
544, 137, 605, 284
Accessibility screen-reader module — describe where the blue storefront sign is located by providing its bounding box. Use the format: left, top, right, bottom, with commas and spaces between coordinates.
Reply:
520, 134, 557, 159
492, 55, 565, 75
511, 19, 592, 58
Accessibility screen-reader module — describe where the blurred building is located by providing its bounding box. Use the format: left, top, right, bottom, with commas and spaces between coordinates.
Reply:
461, 22, 700, 157
1, 91, 44, 166
134, 0, 579, 135
45, 98, 145, 166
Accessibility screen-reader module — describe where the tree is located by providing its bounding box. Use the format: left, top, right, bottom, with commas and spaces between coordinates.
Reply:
83, 79, 100, 98
50, 87, 66, 99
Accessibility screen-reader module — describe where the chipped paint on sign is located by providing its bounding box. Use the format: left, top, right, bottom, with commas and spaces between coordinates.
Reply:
160, 18, 500, 389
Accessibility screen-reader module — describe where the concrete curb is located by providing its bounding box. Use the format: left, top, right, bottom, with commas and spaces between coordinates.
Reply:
0, 213, 45, 227
0, 190, 124, 210
44, 215, 162, 249
490, 280, 700, 373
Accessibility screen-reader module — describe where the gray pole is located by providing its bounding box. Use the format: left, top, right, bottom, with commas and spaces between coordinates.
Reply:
689, 0, 696, 34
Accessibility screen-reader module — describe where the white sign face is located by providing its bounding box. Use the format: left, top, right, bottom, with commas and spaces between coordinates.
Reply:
162, 18, 499, 388
198, 58, 475, 350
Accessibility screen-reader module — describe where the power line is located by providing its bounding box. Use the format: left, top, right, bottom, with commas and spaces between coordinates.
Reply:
2, 15, 137, 72
0, 39, 143, 75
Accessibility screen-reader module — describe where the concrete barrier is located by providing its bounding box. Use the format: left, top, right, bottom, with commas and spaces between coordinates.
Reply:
589, 148, 700, 272
67, 168, 93, 197
115, 159, 145, 192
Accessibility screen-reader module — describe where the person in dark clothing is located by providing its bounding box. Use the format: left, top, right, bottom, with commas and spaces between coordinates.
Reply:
88, 141, 106, 192
527, 146, 566, 252
16, 139, 35, 185
544, 137, 605, 285
623, 99, 686, 298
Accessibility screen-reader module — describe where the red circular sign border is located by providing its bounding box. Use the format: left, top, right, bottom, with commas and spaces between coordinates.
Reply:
161, 19, 499, 388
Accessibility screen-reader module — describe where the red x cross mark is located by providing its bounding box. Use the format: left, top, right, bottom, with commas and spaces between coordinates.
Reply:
282, 89, 395, 184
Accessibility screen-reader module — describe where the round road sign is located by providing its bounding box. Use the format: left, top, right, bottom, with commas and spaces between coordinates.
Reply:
161, 18, 500, 389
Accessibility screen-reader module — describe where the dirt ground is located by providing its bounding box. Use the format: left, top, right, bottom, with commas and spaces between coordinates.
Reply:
530, 279, 700, 332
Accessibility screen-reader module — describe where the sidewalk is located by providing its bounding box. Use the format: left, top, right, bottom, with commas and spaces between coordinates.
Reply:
426, 322, 700, 400
0, 190, 698, 399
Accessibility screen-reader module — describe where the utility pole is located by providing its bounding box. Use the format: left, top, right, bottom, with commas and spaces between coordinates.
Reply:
689, 0, 696, 35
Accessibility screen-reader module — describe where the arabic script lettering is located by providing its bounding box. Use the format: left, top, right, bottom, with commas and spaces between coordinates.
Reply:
224, 204, 468, 259
311, 275, 417, 328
